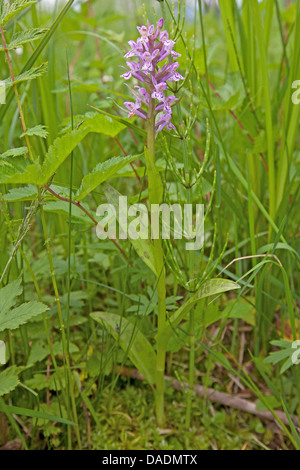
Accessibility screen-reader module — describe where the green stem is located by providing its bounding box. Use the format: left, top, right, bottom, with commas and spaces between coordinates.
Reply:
146, 98, 166, 426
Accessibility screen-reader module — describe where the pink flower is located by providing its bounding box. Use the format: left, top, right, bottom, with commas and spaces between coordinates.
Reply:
121, 18, 183, 133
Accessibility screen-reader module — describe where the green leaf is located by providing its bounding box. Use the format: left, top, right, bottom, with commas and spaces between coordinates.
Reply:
40, 112, 125, 184
0, 301, 49, 332
0, 279, 23, 314
0, 402, 75, 426
157, 279, 240, 348
0, 157, 42, 185
0, 28, 48, 50
222, 298, 255, 326
0, 279, 49, 332
0, 367, 19, 397
102, 183, 157, 276
21, 125, 48, 139
3, 185, 37, 202
0, 0, 36, 27
0, 147, 28, 158
264, 339, 298, 373
76, 155, 140, 201
91, 311, 156, 386
4, 63, 48, 86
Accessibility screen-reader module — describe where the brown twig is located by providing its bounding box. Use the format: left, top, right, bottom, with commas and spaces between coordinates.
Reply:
116, 366, 298, 428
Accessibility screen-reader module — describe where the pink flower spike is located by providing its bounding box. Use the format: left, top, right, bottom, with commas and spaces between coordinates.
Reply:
121, 18, 181, 132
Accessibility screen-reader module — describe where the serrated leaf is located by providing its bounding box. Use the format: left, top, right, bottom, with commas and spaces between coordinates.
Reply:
0, 28, 47, 50
0, 0, 36, 27
0, 156, 42, 185
3, 185, 37, 202
0, 301, 48, 332
0, 147, 28, 158
4, 63, 48, 87
91, 311, 156, 386
21, 125, 48, 139
0, 279, 48, 332
0, 367, 19, 397
77, 155, 140, 201
40, 112, 125, 184
0, 279, 23, 315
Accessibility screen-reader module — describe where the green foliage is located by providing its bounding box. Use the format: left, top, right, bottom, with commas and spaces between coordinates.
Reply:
0, 0, 36, 26
0, 28, 47, 50
4, 63, 48, 86
40, 112, 126, 184
21, 125, 48, 139
77, 155, 139, 201
264, 339, 299, 374
0, 279, 48, 332
0, 367, 19, 397
91, 311, 156, 387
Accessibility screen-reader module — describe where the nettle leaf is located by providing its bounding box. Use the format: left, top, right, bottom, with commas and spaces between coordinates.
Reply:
3, 185, 37, 202
41, 112, 125, 184
21, 125, 48, 139
0, 113, 125, 186
0, 28, 47, 50
0, 302, 49, 332
4, 62, 48, 86
0, 147, 28, 158
0, 0, 36, 27
0, 279, 23, 314
103, 183, 157, 276
0, 279, 48, 332
0, 156, 42, 185
77, 155, 140, 201
91, 311, 156, 387
0, 367, 19, 397
157, 278, 241, 349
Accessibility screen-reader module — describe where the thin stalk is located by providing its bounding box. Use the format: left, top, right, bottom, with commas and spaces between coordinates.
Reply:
146, 98, 166, 426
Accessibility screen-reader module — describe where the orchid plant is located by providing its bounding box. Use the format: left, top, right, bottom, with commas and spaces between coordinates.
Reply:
121, 18, 183, 425
97, 17, 239, 427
